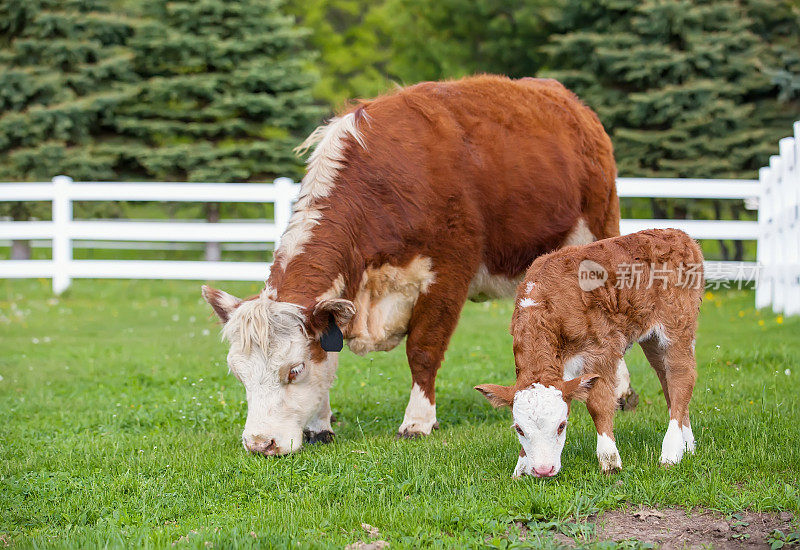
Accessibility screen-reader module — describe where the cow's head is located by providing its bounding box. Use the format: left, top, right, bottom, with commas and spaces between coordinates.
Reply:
475, 375, 598, 477
202, 286, 354, 456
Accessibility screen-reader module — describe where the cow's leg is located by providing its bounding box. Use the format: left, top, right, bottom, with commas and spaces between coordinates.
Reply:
656, 338, 697, 466
397, 266, 473, 438
303, 364, 336, 444
586, 357, 624, 473
303, 390, 335, 444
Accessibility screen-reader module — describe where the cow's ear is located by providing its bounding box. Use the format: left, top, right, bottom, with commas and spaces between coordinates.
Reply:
313, 299, 356, 328
562, 374, 600, 402
311, 299, 355, 352
475, 384, 515, 408
202, 285, 241, 323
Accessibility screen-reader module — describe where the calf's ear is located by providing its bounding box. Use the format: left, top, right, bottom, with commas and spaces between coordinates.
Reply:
202, 285, 241, 323
475, 384, 515, 408
562, 373, 600, 402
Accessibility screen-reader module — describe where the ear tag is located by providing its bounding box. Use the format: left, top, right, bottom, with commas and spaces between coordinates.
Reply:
320, 315, 343, 352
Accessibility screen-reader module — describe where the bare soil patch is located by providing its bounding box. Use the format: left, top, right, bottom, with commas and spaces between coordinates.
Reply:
594, 507, 795, 549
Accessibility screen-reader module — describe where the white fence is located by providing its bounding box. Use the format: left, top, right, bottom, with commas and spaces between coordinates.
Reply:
0, 123, 798, 314
756, 121, 800, 315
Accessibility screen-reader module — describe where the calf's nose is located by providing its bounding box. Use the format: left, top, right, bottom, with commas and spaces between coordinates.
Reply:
532, 465, 556, 477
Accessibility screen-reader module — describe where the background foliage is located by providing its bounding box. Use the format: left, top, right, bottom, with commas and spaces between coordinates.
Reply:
0, 0, 320, 224
0, 0, 798, 261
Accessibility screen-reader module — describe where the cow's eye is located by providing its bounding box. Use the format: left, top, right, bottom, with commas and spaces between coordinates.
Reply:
513, 423, 525, 437
288, 363, 305, 382
557, 421, 567, 435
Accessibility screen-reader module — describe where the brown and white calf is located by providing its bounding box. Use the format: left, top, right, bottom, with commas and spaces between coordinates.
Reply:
202, 74, 638, 456
476, 228, 704, 477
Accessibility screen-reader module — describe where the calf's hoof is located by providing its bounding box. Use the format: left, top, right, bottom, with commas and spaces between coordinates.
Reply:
660, 424, 685, 466
303, 430, 335, 445
598, 454, 622, 474
396, 421, 439, 439
619, 387, 639, 412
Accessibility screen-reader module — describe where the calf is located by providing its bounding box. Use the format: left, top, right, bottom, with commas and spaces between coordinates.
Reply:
476, 229, 703, 477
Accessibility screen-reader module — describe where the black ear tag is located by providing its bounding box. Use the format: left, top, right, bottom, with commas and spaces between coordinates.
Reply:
320, 315, 343, 352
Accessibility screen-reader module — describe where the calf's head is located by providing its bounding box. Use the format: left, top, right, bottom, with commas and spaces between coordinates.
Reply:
475, 375, 598, 477
202, 286, 354, 456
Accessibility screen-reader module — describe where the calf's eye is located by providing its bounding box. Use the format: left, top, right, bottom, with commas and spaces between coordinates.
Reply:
513, 423, 525, 437
288, 363, 305, 382
557, 421, 567, 435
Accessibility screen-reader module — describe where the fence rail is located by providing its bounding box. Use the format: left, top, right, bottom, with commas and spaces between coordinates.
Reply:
1, 122, 798, 315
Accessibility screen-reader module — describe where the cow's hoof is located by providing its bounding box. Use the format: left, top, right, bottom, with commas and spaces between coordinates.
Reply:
330, 413, 338, 424
619, 387, 639, 412
303, 430, 335, 445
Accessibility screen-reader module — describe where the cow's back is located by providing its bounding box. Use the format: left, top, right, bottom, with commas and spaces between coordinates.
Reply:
335, 75, 619, 281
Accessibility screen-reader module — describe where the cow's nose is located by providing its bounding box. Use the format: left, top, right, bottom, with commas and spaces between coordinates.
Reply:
247, 437, 279, 456
533, 465, 556, 477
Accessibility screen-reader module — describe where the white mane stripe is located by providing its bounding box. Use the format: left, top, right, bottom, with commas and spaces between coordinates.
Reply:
223, 295, 306, 354
276, 112, 367, 268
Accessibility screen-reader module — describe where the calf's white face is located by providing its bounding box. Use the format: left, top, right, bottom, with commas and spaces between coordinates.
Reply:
512, 384, 569, 477
202, 286, 353, 456
476, 374, 597, 477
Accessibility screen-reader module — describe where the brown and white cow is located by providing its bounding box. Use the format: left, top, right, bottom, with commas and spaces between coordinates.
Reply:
202, 74, 637, 456
476, 229, 703, 477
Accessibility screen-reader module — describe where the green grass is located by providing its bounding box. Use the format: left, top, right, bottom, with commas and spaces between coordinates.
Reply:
1, 279, 799, 548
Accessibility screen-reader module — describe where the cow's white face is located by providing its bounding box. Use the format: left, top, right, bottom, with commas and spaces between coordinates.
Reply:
202, 286, 352, 456
511, 384, 569, 477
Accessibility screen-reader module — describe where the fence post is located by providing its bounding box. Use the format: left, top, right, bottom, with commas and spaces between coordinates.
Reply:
756, 165, 772, 309
52, 175, 73, 294
784, 124, 800, 315
273, 177, 294, 249
769, 155, 785, 313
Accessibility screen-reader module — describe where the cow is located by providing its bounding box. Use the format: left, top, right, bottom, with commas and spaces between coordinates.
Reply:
202, 74, 638, 456
476, 228, 703, 477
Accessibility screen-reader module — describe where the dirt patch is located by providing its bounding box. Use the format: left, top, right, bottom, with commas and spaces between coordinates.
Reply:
594, 507, 796, 549
345, 523, 389, 550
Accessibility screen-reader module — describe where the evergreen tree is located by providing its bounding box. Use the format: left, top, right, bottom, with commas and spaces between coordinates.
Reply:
121, 0, 322, 183
544, 0, 800, 179
544, 0, 799, 261
1, 0, 322, 259
0, 0, 139, 257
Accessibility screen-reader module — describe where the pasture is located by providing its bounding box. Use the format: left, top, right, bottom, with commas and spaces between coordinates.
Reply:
1, 278, 799, 548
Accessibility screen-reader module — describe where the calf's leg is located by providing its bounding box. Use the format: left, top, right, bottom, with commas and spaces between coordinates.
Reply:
585, 369, 623, 473
639, 335, 671, 412
398, 265, 472, 438
615, 358, 639, 411
658, 339, 697, 465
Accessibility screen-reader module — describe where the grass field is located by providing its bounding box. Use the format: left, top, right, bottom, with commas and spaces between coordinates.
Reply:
1, 279, 799, 548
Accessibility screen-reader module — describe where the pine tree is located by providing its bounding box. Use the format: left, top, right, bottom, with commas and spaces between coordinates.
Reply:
0, 0, 139, 215
544, 0, 800, 179
544, 0, 800, 261
120, 0, 322, 183
1, 0, 322, 260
